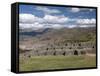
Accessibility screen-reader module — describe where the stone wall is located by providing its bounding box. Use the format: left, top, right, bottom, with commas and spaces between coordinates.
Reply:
19, 42, 96, 57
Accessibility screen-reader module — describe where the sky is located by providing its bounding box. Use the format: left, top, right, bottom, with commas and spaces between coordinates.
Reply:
19, 4, 96, 31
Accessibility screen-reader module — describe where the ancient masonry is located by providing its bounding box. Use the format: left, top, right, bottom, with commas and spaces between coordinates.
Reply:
19, 42, 96, 57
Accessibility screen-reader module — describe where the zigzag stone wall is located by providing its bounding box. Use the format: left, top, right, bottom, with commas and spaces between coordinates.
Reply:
19, 42, 96, 57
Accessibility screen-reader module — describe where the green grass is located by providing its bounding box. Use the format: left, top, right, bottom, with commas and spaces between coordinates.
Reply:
19, 55, 96, 71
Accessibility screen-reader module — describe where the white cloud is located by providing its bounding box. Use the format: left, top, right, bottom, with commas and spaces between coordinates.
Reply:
70, 8, 95, 13
67, 25, 77, 28
19, 14, 37, 23
86, 8, 95, 12
76, 18, 96, 25
20, 22, 45, 30
51, 24, 65, 29
19, 14, 45, 24
19, 14, 69, 24
19, 14, 69, 30
36, 6, 61, 14
19, 13, 96, 31
76, 18, 96, 27
44, 15, 69, 23
71, 8, 80, 13
19, 14, 45, 30
89, 9, 94, 12
79, 25, 95, 28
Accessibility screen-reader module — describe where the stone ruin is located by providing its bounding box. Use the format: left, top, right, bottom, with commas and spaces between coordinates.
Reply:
19, 42, 96, 58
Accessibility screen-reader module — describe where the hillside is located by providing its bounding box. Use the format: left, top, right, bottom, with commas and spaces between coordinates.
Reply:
19, 27, 96, 45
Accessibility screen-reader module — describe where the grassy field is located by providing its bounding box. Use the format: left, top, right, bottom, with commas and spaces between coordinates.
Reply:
19, 55, 96, 71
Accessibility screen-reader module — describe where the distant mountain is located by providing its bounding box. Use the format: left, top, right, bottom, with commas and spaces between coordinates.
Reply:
19, 27, 96, 43
19, 28, 50, 41
19, 28, 50, 36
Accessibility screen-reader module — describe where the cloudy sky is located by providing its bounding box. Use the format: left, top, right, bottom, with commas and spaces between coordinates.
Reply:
19, 4, 96, 31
